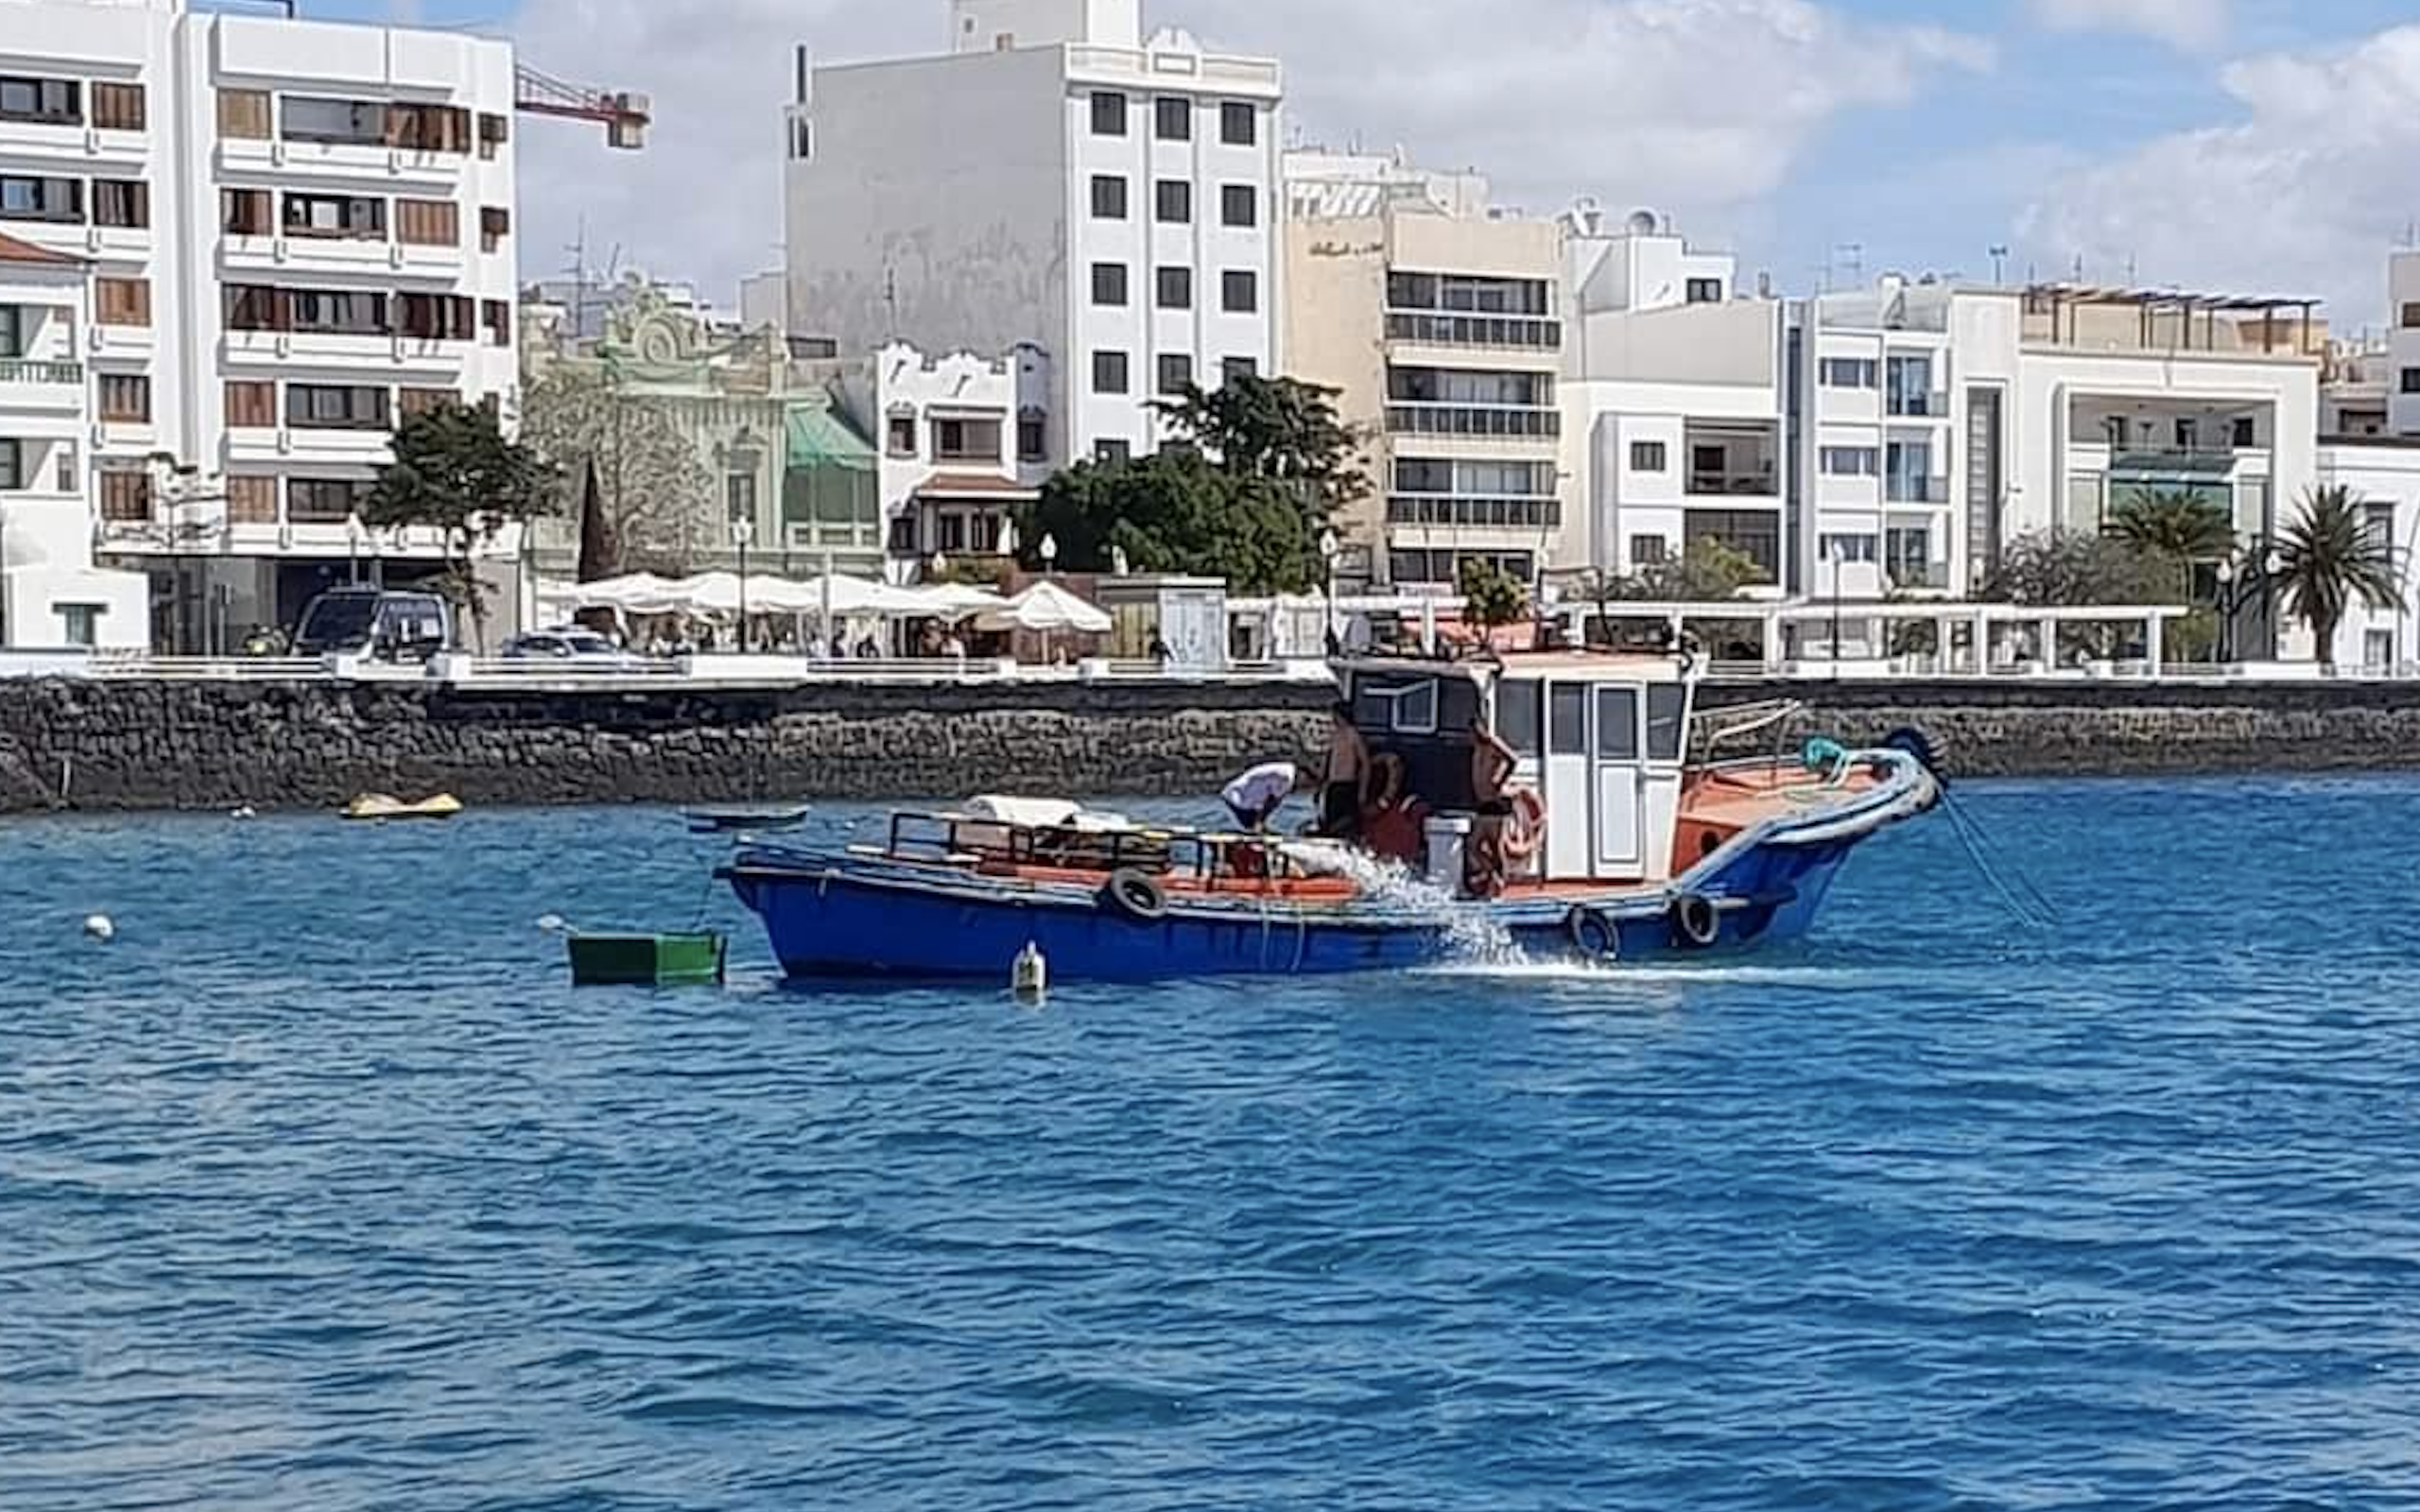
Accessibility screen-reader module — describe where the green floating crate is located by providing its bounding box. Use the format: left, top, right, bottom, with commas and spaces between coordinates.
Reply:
566, 932, 728, 987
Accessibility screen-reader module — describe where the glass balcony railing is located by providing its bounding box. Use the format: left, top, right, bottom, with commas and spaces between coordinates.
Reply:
1384, 403, 1560, 439
1384, 311, 1562, 351
1886, 389, 1950, 419
0, 358, 84, 385
1885, 477, 1952, 505
2110, 446, 2241, 476
1686, 469, 1779, 497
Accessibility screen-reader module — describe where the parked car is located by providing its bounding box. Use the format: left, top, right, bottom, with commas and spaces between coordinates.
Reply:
501, 627, 645, 668
291, 588, 452, 662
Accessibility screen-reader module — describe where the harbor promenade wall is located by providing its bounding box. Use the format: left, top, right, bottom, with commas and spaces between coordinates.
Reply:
1, 675, 2419, 813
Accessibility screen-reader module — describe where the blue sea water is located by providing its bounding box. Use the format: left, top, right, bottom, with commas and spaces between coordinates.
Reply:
3, 778, 2419, 1510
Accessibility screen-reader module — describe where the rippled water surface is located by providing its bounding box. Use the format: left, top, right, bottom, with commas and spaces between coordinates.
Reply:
5, 779, 2419, 1510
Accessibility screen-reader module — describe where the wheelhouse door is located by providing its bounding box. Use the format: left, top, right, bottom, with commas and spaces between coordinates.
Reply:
1593, 684, 1644, 875
1544, 682, 1590, 880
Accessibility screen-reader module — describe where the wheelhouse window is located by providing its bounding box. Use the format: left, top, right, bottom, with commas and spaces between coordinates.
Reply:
1352, 677, 1440, 735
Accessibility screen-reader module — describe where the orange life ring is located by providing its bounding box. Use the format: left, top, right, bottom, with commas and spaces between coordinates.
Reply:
1503, 788, 1547, 862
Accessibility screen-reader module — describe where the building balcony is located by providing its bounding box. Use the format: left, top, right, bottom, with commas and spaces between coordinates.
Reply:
1685, 468, 1778, 499
1383, 311, 1562, 353
220, 233, 466, 281
1885, 390, 1951, 420
1884, 477, 1952, 506
1887, 561, 1953, 593
2109, 445, 2246, 477
1384, 493, 1563, 531
1384, 403, 1559, 441
216, 137, 468, 188
0, 358, 86, 411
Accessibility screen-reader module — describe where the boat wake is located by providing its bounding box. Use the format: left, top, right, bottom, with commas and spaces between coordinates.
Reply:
1286, 843, 1528, 971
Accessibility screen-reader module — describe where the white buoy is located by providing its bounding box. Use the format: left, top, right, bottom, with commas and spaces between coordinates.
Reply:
1011, 940, 1047, 1001
230, 805, 257, 820
83, 914, 115, 942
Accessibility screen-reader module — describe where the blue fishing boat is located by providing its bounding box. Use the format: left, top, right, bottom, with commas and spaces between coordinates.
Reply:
722, 651, 1942, 982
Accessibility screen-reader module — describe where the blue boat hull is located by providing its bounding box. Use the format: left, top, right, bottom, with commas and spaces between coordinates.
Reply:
725, 828, 1866, 983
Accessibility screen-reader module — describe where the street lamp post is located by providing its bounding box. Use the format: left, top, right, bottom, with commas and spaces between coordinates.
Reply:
345, 511, 364, 585
732, 515, 755, 654
2215, 546, 2284, 665
1320, 527, 1340, 655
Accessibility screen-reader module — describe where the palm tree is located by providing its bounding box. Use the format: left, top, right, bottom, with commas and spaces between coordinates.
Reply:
2105, 488, 2235, 601
2272, 483, 2404, 670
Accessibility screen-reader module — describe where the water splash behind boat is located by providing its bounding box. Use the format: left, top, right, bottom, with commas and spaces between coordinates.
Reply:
1282, 841, 1527, 969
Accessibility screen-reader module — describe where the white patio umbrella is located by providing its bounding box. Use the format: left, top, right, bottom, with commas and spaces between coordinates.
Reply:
976, 579, 1113, 635
907, 582, 1011, 621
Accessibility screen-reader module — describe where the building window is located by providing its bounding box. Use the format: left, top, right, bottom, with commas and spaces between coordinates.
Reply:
1156, 266, 1193, 309
1157, 353, 1193, 396
58, 604, 100, 647
224, 381, 274, 427
1153, 96, 1191, 141
217, 89, 270, 140
0, 439, 19, 490
2232, 416, 2257, 449
395, 198, 458, 246
1017, 409, 1046, 463
0, 176, 82, 224
1090, 91, 1127, 136
0, 305, 19, 359
287, 192, 387, 239
1221, 355, 1258, 384
286, 383, 389, 430
1090, 174, 1128, 220
1220, 100, 1256, 146
1630, 440, 1667, 472
477, 112, 510, 160
1220, 269, 1258, 314
886, 413, 916, 456
1819, 532, 1878, 564
1630, 534, 1668, 566
282, 96, 389, 146
1685, 277, 1723, 304
1155, 180, 1192, 224
221, 188, 272, 236
399, 386, 457, 419
1819, 356, 1876, 388
1095, 438, 1132, 465
97, 469, 151, 521
88, 180, 147, 230
1821, 446, 1879, 476
2364, 501, 2396, 553
95, 277, 149, 327
934, 417, 1001, 461
294, 288, 395, 336
1219, 183, 1257, 228
92, 82, 146, 131
481, 300, 510, 346
1090, 262, 1129, 307
99, 373, 150, 423
479, 206, 510, 252
2402, 369, 2420, 395
0, 77, 79, 126
1092, 350, 1130, 395
392, 103, 471, 153
287, 477, 376, 524
226, 473, 277, 524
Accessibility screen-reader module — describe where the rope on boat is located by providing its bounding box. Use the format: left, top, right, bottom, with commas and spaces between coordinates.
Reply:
1941, 793, 2058, 930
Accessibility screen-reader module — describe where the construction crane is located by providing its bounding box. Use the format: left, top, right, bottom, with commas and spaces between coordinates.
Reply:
514, 62, 650, 150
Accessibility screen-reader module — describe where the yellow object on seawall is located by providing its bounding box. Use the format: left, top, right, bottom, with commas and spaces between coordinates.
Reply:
341, 793, 465, 821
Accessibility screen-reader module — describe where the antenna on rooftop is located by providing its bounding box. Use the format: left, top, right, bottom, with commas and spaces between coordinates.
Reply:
1988, 245, 2009, 284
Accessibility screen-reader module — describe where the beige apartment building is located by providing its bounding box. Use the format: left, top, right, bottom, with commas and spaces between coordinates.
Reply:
1283, 151, 1563, 590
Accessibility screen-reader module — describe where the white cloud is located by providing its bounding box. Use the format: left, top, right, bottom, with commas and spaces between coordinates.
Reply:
503, 0, 1990, 305
2029, 0, 2230, 51
2016, 24, 2420, 325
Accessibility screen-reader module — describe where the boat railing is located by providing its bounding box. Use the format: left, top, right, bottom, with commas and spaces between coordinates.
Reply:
879, 812, 1337, 886
1693, 698, 1805, 761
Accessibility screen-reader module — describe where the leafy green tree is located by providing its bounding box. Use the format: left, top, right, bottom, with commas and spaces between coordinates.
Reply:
366, 402, 557, 651
1024, 376, 1369, 594
2273, 483, 2404, 670
519, 362, 714, 576
1983, 529, 2169, 607
2106, 488, 2236, 601
1459, 558, 1530, 645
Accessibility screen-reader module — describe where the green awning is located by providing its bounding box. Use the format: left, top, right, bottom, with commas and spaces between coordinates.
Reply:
785, 403, 876, 472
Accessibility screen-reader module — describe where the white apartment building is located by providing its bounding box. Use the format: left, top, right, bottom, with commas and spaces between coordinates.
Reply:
0, 230, 146, 647
1558, 209, 1786, 590
2391, 250, 2420, 438
1, 0, 519, 650
841, 339, 1049, 575
782, 0, 1281, 471
1284, 150, 1564, 591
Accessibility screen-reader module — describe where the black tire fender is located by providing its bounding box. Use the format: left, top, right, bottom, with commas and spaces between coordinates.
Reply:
1566, 906, 1620, 961
1671, 893, 1721, 950
1100, 868, 1168, 922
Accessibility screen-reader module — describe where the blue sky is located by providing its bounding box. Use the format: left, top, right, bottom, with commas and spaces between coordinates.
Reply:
293, 0, 2420, 326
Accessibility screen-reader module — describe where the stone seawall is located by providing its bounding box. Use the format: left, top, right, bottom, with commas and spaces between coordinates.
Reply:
1703, 679, 2420, 778
2, 675, 2417, 815
0, 679, 1335, 814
